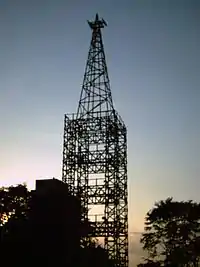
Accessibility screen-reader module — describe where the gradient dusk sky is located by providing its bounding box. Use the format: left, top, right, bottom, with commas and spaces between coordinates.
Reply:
0, 0, 199, 262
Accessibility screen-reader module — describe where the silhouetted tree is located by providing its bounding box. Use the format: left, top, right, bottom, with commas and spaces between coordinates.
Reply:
138, 198, 200, 267
79, 242, 115, 267
0, 184, 33, 266
0, 184, 115, 267
0, 184, 30, 224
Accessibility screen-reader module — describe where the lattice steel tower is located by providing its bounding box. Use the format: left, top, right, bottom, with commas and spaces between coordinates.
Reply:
62, 14, 128, 267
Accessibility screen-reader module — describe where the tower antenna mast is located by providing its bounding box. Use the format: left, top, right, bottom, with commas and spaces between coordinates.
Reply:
62, 14, 128, 267
77, 13, 114, 119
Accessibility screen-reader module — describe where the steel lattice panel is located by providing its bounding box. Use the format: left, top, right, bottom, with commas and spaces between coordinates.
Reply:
62, 110, 128, 266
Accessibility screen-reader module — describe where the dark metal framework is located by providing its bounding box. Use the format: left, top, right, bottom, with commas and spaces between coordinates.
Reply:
62, 14, 128, 267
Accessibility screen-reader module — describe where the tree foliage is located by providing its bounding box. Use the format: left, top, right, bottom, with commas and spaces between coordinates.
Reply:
139, 197, 200, 267
0, 183, 114, 267
0, 184, 32, 266
0, 184, 30, 225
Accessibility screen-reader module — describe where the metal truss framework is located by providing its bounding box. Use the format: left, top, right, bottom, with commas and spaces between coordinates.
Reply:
62, 14, 128, 267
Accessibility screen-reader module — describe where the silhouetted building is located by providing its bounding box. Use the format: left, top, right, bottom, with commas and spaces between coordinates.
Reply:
31, 178, 81, 267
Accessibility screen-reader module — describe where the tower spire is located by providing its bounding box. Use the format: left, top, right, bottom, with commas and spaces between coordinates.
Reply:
77, 14, 113, 119
62, 15, 128, 267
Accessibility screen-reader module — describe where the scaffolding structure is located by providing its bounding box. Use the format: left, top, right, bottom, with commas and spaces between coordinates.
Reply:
62, 14, 128, 267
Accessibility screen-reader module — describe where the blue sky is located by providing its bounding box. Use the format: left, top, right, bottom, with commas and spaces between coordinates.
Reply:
0, 0, 199, 256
